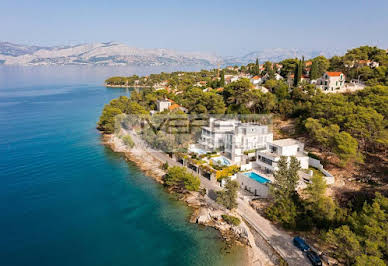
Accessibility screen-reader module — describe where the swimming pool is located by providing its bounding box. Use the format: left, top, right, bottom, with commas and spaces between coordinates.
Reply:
211, 156, 231, 166
244, 172, 270, 184
188, 147, 207, 155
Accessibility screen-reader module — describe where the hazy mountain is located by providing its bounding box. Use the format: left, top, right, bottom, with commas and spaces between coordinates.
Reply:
0, 42, 343, 66
223, 48, 344, 65
0, 42, 45, 57
0, 42, 221, 66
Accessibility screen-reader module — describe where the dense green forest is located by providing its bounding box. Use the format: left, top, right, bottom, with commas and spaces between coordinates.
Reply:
266, 156, 387, 265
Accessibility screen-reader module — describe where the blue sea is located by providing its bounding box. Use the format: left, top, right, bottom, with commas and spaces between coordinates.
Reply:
0, 66, 246, 266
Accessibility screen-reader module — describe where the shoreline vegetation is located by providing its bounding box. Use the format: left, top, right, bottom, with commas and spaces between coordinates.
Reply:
105, 84, 151, 88
100, 131, 274, 266
99, 45, 388, 265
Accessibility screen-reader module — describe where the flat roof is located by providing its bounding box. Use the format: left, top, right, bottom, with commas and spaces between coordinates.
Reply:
269, 138, 301, 147
257, 150, 308, 159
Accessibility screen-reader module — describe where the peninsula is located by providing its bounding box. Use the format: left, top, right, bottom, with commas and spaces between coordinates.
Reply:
99, 45, 388, 266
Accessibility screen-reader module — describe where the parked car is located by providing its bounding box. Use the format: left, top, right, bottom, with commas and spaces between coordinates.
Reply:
306, 250, 322, 266
293, 236, 310, 252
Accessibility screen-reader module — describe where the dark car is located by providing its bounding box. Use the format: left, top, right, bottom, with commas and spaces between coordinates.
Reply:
306, 250, 322, 266
293, 236, 310, 252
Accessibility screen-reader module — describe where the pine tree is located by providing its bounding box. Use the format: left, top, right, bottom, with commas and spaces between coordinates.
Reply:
216, 178, 239, 210
266, 156, 300, 229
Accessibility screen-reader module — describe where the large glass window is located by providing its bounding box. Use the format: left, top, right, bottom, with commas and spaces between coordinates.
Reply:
260, 156, 273, 166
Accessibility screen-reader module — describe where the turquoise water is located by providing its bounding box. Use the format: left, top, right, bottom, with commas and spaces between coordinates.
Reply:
244, 172, 270, 184
0, 66, 245, 266
211, 156, 231, 166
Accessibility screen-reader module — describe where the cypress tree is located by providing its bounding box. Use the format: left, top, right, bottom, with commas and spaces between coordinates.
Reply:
256, 59, 260, 75
293, 59, 301, 87
310, 60, 319, 80
297, 60, 302, 82
220, 70, 225, 87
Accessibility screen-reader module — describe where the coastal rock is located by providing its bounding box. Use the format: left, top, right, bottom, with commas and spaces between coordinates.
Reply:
209, 209, 224, 220
196, 208, 211, 225
185, 192, 202, 207
232, 225, 249, 244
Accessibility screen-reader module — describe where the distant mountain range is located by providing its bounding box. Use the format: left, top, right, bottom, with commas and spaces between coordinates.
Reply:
0, 41, 344, 67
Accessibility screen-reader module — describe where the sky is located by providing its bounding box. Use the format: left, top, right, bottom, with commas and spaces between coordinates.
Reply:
1, 0, 388, 56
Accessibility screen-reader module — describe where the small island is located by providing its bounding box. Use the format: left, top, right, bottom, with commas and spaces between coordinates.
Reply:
99, 46, 388, 266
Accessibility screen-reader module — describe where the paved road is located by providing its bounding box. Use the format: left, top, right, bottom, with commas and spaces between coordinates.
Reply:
128, 131, 310, 265
237, 200, 309, 266
152, 149, 310, 265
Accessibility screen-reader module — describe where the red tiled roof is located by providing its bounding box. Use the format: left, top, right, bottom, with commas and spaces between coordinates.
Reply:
326, 72, 343, 77
168, 104, 181, 110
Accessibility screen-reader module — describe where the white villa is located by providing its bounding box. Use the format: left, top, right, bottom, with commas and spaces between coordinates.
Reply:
200, 119, 238, 150
194, 121, 335, 197
255, 138, 309, 174
156, 100, 171, 112
199, 118, 273, 164
316, 72, 346, 92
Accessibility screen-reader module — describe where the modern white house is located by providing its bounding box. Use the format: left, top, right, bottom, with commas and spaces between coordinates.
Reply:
199, 118, 239, 150
224, 124, 273, 164
316, 72, 346, 92
199, 118, 273, 164
254, 138, 309, 174
235, 137, 336, 197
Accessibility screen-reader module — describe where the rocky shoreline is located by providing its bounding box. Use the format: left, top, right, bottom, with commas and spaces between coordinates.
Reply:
104, 84, 151, 88
101, 133, 259, 265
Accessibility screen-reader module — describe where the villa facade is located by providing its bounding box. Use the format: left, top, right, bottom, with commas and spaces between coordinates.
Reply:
316, 72, 346, 92
199, 118, 273, 164
157, 100, 171, 112
254, 138, 309, 174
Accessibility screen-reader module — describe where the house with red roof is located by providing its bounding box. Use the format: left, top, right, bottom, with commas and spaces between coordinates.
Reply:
316, 72, 346, 92
250, 75, 263, 85
157, 99, 188, 113
168, 103, 181, 111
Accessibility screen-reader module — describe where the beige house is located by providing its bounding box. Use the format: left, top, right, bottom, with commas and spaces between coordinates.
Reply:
316, 72, 346, 92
